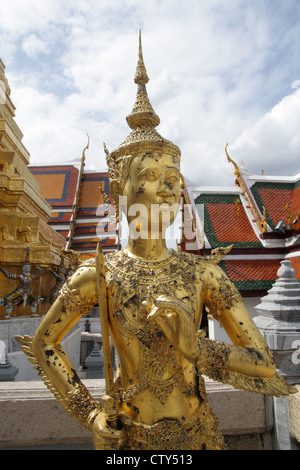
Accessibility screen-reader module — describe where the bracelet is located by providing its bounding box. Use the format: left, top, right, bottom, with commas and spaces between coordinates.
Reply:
65, 383, 102, 431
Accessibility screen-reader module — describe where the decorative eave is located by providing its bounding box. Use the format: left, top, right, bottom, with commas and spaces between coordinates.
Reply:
225, 145, 300, 248
225, 144, 267, 235
29, 163, 119, 259
65, 136, 88, 250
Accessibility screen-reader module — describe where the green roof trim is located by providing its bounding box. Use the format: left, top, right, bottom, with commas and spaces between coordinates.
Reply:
195, 193, 241, 205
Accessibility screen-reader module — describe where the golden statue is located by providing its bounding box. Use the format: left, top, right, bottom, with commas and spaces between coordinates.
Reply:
16, 32, 297, 451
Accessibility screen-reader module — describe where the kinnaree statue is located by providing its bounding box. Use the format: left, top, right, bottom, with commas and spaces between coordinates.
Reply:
16, 32, 297, 451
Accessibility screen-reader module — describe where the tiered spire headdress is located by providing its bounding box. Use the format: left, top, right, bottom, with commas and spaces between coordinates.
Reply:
104, 30, 181, 213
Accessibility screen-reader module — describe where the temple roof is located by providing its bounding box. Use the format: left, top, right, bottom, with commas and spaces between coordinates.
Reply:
195, 192, 263, 249
183, 164, 300, 295
29, 164, 118, 259
30, 164, 80, 209
250, 179, 300, 231
219, 258, 281, 294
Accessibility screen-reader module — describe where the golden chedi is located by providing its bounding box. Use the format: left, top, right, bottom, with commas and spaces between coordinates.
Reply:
0, 58, 65, 319
16, 32, 297, 450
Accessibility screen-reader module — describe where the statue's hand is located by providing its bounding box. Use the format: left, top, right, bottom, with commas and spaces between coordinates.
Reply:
145, 295, 198, 362
92, 410, 126, 450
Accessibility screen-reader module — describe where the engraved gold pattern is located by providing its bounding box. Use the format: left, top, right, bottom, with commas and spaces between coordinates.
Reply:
121, 403, 226, 451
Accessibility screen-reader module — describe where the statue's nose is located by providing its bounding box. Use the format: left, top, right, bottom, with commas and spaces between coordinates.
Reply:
156, 180, 173, 198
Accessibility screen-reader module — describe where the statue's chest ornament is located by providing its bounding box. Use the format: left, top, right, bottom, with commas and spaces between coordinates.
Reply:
105, 249, 198, 299
105, 250, 199, 333
105, 250, 199, 403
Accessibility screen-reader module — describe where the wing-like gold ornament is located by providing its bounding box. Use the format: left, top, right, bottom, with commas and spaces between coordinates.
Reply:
15, 334, 101, 431
203, 366, 297, 397
208, 245, 234, 264
196, 335, 297, 397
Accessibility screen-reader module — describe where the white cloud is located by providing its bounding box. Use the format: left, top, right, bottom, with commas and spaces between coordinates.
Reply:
11, 84, 110, 170
230, 88, 300, 176
0, 0, 66, 34
292, 80, 300, 89
22, 35, 49, 58
1, 0, 299, 186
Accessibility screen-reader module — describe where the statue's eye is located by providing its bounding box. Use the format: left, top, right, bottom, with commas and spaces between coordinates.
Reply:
167, 175, 179, 184
144, 172, 158, 182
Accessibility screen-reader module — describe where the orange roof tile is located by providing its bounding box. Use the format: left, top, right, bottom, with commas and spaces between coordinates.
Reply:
291, 256, 300, 279
30, 165, 79, 207
251, 181, 300, 230
290, 186, 300, 218
257, 187, 292, 226
195, 193, 262, 248
207, 201, 258, 243
29, 166, 118, 255
220, 258, 281, 291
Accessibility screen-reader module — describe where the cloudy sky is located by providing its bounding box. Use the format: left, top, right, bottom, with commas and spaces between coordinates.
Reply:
1, 0, 300, 187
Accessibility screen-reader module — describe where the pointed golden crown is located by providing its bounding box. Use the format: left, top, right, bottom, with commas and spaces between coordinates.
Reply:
105, 31, 181, 172
103, 31, 181, 220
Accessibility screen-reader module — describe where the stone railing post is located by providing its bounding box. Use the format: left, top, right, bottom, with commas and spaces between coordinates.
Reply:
254, 260, 300, 449
0, 340, 19, 381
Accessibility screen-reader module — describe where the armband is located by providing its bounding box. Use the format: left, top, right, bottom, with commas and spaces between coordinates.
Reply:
59, 281, 97, 316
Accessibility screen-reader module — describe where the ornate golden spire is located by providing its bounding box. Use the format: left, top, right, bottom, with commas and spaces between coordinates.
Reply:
134, 30, 149, 85
126, 30, 160, 130
108, 31, 180, 165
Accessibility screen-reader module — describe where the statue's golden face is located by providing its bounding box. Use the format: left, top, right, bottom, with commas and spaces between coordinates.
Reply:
122, 152, 181, 232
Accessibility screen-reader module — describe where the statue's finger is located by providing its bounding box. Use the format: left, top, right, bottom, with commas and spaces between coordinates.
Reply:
146, 306, 161, 320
